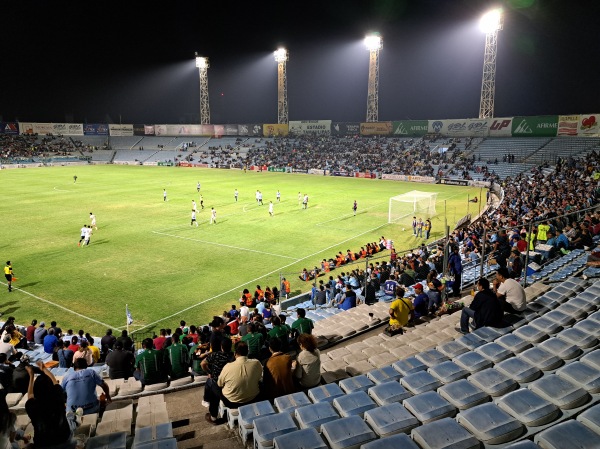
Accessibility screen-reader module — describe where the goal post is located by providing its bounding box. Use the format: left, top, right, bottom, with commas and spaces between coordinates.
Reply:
388, 190, 438, 224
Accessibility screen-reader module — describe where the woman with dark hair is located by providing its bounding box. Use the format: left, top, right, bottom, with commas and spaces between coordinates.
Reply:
292, 334, 321, 389
25, 360, 75, 448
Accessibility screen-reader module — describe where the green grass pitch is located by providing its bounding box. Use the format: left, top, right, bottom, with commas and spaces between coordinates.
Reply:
0, 165, 482, 336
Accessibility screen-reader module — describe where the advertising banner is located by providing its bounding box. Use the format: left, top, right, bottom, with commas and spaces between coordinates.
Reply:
360, 122, 392, 136
83, 124, 109, 136
381, 174, 435, 183
429, 119, 491, 137
0, 123, 19, 134
144, 125, 155, 136
332, 171, 353, 177
288, 120, 331, 135
308, 168, 328, 175
65, 124, 84, 136
392, 120, 428, 137
331, 122, 360, 136
511, 116, 558, 137
437, 178, 470, 186
557, 115, 579, 136
224, 125, 239, 136
154, 124, 214, 136
355, 172, 376, 179
109, 124, 134, 136
578, 114, 600, 137
133, 124, 145, 136
238, 124, 263, 136
32, 123, 55, 135
268, 167, 287, 172
213, 125, 224, 137
488, 118, 513, 137
19, 123, 34, 134
263, 124, 289, 137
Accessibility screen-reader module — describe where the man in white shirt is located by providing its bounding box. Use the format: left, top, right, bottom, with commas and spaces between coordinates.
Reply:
191, 210, 198, 227
192, 200, 197, 212
494, 267, 527, 313
269, 201, 274, 217
89, 212, 97, 230
78, 225, 87, 247
210, 208, 217, 224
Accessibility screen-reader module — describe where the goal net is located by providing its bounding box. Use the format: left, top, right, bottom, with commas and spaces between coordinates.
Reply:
388, 190, 438, 224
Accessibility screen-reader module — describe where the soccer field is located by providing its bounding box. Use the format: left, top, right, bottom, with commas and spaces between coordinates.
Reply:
0, 165, 481, 336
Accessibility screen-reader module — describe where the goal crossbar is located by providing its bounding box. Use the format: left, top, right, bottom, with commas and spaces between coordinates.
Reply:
388, 190, 438, 224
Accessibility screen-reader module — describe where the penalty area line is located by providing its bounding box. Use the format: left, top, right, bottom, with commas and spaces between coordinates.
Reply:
0, 281, 122, 331
135, 220, 390, 334
151, 230, 300, 260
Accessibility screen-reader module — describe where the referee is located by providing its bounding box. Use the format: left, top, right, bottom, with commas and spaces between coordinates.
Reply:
4, 261, 13, 292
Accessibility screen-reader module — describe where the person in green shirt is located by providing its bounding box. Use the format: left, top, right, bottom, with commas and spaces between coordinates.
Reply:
134, 338, 168, 386
536, 221, 550, 243
267, 316, 290, 352
241, 323, 264, 359
165, 338, 191, 380
291, 308, 314, 337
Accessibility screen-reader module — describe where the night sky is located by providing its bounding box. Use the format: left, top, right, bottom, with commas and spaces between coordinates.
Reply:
1, 0, 598, 124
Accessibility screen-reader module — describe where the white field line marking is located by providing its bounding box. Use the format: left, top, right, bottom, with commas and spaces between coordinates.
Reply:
314, 201, 386, 226
53, 186, 71, 192
135, 220, 389, 333
151, 230, 300, 260
0, 281, 121, 330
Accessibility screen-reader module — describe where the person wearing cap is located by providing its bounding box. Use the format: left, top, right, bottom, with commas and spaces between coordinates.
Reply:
105, 341, 135, 379
34, 322, 48, 345
412, 284, 429, 319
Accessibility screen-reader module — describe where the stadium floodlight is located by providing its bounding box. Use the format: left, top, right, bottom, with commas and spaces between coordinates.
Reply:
274, 47, 289, 124
478, 9, 503, 119
195, 52, 210, 125
364, 33, 382, 123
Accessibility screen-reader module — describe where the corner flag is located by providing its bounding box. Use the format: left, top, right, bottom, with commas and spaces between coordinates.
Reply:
126, 305, 134, 325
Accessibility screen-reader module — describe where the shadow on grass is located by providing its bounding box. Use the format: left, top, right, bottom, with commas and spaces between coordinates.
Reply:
2, 306, 20, 315
0, 301, 18, 308
18, 282, 40, 289
91, 239, 110, 245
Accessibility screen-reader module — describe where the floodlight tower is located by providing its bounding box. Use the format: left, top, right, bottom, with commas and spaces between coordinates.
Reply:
478, 9, 503, 118
195, 53, 210, 124
274, 48, 289, 124
364, 33, 382, 123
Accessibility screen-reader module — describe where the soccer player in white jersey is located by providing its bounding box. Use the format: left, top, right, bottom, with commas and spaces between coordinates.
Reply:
191, 210, 198, 227
276, 190, 281, 202
78, 225, 87, 246
234, 189, 239, 202
163, 189, 167, 201
83, 225, 92, 246
196, 181, 201, 192
269, 201, 274, 217
89, 212, 97, 230
192, 200, 197, 212
210, 207, 217, 224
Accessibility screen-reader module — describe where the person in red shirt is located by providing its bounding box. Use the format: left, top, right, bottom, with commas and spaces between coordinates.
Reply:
153, 329, 167, 350
26, 319, 38, 345
67, 335, 80, 353
188, 325, 200, 344
227, 317, 240, 336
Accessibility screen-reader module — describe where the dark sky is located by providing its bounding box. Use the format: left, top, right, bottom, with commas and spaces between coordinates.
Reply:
1, 0, 598, 124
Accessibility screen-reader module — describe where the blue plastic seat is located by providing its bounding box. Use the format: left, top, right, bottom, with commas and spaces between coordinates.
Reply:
457, 402, 524, 444
367, 381, 411, 406
392, 356, 427, 376
452, 351, 493, 374
474, 342, 513, 364
517, 347, 563, 371
437, 379, 489, 410
133, 424, 173, 448
307, 383, 345, 403
538, 337, 582, 361
295, 402, 339, 432
494, 333, 532, 354
366, 366, 402, 384
556, 361, 600, 394
402, 391, 456, 424
534, 419, 600, 449
427, 361, 469, 384
411, 417, 480, 449
359, 433, 419, 449
528, 374, 590, 410
253, 413, 298, 449
400, 371, 442, 395
414, 349, 448, 368
321, 416, 377, 449
273, 428, 327, 449
274, 392, 312, 414
363, 403, 419, 437
332, 391, 377, 418
339, 375, 375, 394
494, 357, 542, 384
238, 401, 276, 445
467, 368, 518, 397
496, 388, 560, 427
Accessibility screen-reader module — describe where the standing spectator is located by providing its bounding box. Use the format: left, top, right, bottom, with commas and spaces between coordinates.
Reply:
116, 330, 133, 352
25, 360, 73, 445
209, 317, 226, 353
105, 342, 135, 379
292, 334, 321, 389
62, 359, 111, 415
0, 353, 15, 391
34, 322, 47, 345
100, 329, 116, 360
447, 247, 463, 298
134, 338, 168, 386
165, 338, 191, 381
262, 337, 294, 399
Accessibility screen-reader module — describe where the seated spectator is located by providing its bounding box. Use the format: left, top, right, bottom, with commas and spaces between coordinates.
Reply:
292, 334, 321, 389
412, 283, 429, 319
227, 317, 240, 336
105, 342, 135, 379
67, 336, 80, 353
134, 338, 168, 386
72, 341, 94, 366
493, 267, 527, 314
153, 329, 167, 351
388, 287, 415, 335
33, 322, 47, 345
337, 284, 357, 310
5, 326, 25, 350
209, 317, 226, 352
43, 328, 59, 355
56, 340, 74, 369
314, 285, 328, 306
0, 354, 15, 391
460, 278, 504, 333
291, 308, 313, 337
507, 248, 523, 278
263, 337, 294, 399
50, 321, 62, 339
117, 330, 133, 351
62, 359, 111, 415
262, 302, 273, 323
0, 334, 16, 361
241, 323, 264, 359
25, 360, 74, 446
200, 338, 234, 411
205, 342, 262, 425
165, 338, 191, 381
383, 274, 398, 296
100, 329, 116, 360
25, 320, 37, 347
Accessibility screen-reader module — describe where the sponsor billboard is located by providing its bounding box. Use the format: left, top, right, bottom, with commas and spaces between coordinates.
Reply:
213, 125, 224, 137
0, 122, 19, 134
109, 124, 134, 136
263, 124, 289, 137
288, 120, 331, 135
331, 122, 360, 136
488, 118, 513, 137
66, 124, 83, 136
578, 114, 600, 137
381, 174, 435, 183
224, 125, 239, 136
511, 116, 558, 137
392, 120, 428, 137
154, 124, 214, 136
238, 124, 263, 136
355, 172, 376, 179
133, 124, 145, 136
144, 125, 155, 136
557, 115, 579, 136
437, 178, 470, 186
360, 122, 392, 136
83, 124, 109, 136
429, 119, 492, 137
